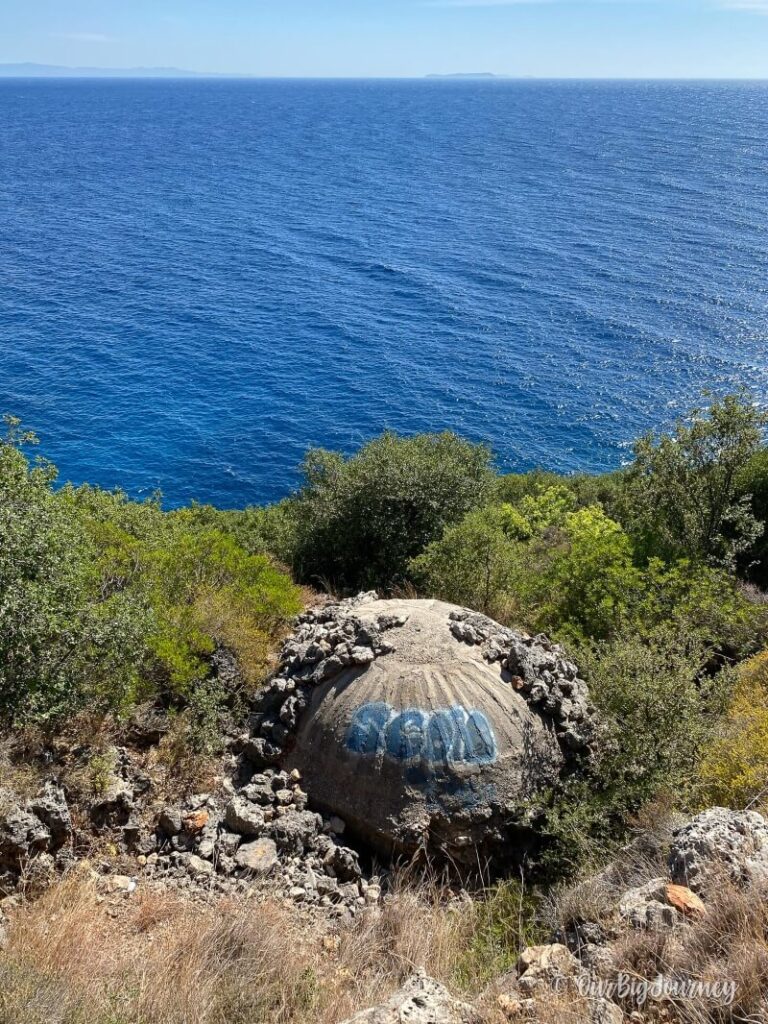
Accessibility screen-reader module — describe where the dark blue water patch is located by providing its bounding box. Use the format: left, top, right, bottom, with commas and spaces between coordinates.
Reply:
346, 702, 498, 767
1, 79, 767, 507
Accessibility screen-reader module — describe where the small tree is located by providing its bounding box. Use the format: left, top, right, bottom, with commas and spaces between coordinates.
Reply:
412, 489, 643, 641
736, 446, 768, 585
290, 431, 494, 590
622, 393, 767, 569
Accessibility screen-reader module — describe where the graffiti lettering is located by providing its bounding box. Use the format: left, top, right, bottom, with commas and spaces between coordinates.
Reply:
345, 702, 497, 766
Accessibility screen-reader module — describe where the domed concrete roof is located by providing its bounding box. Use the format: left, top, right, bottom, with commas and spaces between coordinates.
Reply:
271, 595, 596, 863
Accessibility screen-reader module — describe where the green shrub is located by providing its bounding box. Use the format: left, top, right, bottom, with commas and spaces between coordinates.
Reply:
580, 627, 731, 804
412, 488, 643, 642
409, 503, 533, 619
538, 629, 734, 873
631, 557, 767, 658
0, 418, 303, 727
69, 491, 304, 702
141, 527, 303, 696
620, 392, 766, 569
699, 650, 768, 810
495, 468, 625, 518
289, 431, 494, 591
0, 418, 150, 723
413, 481, 767, 651
178, 499, 300, 567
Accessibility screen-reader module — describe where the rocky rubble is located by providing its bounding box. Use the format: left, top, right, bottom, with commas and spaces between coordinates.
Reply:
0, 782, 72, 896
341, 971, 481, 1024
447, 609, 598, 758
0, 761, 370, 920
340, 946, 625, 1024
230, 592, 404, 769
147, 766, 371, 918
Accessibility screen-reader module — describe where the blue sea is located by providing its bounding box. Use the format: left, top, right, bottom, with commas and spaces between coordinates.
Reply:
1, 79, 767, 507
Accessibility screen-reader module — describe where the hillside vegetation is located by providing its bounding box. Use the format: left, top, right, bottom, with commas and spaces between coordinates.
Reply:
3, 393, 768, 1024
3, 396, 768, 853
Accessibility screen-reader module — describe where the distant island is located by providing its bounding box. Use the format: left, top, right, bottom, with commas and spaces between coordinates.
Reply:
0, 63, 223, 79
425, 72, 506, 79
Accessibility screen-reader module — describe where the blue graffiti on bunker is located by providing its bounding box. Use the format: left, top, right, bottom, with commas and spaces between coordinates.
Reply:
345, 702, 497, 767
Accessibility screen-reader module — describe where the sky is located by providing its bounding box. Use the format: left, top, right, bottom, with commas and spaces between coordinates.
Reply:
1, 0, 768, 79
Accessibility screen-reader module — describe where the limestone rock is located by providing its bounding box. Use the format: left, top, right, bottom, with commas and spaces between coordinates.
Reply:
89, 778, 134, 828
517, 943, 582, 993
0, 791, 50, 870
27, 782, 71, 848
224, 796, 266, 837
235, 838, 279, 876
268, 809, 323, 853
618, 879, 676, 930
183, 809, 209, 834
669, 807, 768, 893
158, 806, 183, 836
187, 854, 213, 879
340, 971, 480, 1023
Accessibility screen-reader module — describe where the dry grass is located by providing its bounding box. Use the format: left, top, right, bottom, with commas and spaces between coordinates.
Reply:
609, 876, 768, 1023
0, 873, 496, 1024
544, 796, 682, 944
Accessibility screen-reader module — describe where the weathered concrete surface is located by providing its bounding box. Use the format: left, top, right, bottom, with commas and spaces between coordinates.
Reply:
276, 596, 596, 863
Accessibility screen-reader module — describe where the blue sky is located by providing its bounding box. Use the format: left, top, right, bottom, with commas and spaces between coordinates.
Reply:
2, 0, 768, 78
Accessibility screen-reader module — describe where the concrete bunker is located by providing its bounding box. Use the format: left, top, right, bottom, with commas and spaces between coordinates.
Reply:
245, 594, 598, 865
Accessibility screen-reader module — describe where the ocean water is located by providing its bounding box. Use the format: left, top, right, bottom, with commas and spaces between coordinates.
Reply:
1, 78, 767, 507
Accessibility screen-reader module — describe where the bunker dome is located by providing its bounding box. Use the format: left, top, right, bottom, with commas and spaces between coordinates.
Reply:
246, 594, 598, 864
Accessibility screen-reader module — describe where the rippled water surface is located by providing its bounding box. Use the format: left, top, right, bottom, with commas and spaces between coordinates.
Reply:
1, 79, 767, 506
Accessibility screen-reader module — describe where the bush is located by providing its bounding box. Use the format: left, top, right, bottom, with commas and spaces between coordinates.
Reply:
699, 651, 768, 810
0, 418, 150, 723
537, 629, 734, 873
520, 505, 642, 642
289, 431, 494, 591
580, 627, 731, 808
620, 392, 766, 569
409, 502, 536, 620
141, 527, 303, 697
181, 499, 300, 567
631, 558, 768, 658
410, 487, 643, 640
69, 489, 303, 706
413, 480, 767, 651
495, 468, 625, 518
0, 419, 303, 728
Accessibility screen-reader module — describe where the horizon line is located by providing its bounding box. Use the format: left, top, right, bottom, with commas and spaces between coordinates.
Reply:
2, 71, 768, 82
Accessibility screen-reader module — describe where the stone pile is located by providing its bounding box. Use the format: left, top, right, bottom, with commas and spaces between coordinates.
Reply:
148, 766, 372, 918
447, 609, 598, 757
232, 592, 406, 769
